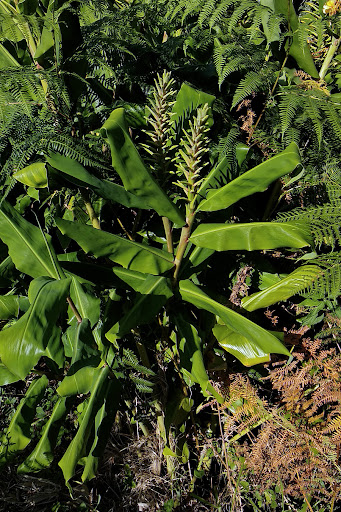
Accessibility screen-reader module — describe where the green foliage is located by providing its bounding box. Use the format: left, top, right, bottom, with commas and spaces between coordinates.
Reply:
0, 0, 340, 505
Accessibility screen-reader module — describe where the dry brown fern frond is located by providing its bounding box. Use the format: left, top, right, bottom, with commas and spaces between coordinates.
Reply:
220, 337, 341, 503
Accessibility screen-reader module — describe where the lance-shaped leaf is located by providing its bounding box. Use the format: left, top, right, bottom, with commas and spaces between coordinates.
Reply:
174, 314, 223, 403
13, 162, 48, 188
80, 383, 120, 482
197, 142, 301, 212
190, 221, 312, 251
0, 199, 63, 279
213, 321, 285, 366
106, 275, 173, 342
58, 366, 121, 484
100, 108, 185, 226
0, 277, 70, 380
17, 397, 69, 473
172, 83, 215, 128
0, 376, 48, 466
179, 280, 290, 365
241, 264, 322, 311
56, 219, 174, 275
46, 152, 148, 209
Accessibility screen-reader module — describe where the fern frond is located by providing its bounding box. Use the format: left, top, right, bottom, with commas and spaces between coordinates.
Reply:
129, 374, 154, 393
232, 71, 264, 108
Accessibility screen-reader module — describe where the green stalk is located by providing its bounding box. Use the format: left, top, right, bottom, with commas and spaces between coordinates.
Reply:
162, 216, 173, 255
319, 37, 340, 80
81, 189, 101, 230
173, 208, 195, 283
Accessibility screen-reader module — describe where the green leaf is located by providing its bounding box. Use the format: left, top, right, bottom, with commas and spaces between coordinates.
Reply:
100, 108, 185, 225
69, 277, 100, 327
80, 378, 120, 482
197, 142, 301, 212
17, 397, 69, 473
213, 323, 271, 366
190, 221, 312, 251
13, 162, 48, 188
56, 219, 174, 275
241, 264, 321, 311
58, 366, 121, 484
179, 280, 290, 365
0, 43, 20, 68
273, 0, 319, 78
0, 362, 20, 385
174, 314, 223, 402
0, 277, 70, 380
57, 366, 99, 396
58, 320, 100, 396
46, 153, 148, 209
0, 199, 63, 279
0, 295, 29, 319
0, 376, 48, 465
172, 83, 215, 128
106, 275, 173, 342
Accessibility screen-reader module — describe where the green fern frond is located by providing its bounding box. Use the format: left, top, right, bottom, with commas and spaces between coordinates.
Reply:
278, 93, 302, 135
232, 71, 264, 108
321, 101, 341, 141
198, 0, 216, 26
277, 205, 341, 249
129, 374, 154, 393
303, 254, 341, 300
305, 96, 323, 146
227, 1, 257, 34
208, 0, 237, 28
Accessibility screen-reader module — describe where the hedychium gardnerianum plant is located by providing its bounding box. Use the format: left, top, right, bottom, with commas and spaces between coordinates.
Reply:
0, 73, 314, 487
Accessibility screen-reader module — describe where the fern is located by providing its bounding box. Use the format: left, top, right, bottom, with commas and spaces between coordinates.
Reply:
277, 88, 341, 144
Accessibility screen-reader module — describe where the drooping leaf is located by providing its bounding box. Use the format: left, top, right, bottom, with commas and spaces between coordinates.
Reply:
190, 221, 312, 251
13, 162, 48, 188
197, 142, 301, 212
213, 322, 270, 366
58, 366, 121, 484
0, 199, 63, 279
106, 275, 173, 342
0, 376, 48, 466
0, 277, 70, 380
17, 397, 69, 473
100, 108, 185, 225
179, 280, 290, 365
273, 0, 319, 78
241, 264, 321, 311
46, 153, 148, 209
80, 382, 120, 482
56, 219, 174, 275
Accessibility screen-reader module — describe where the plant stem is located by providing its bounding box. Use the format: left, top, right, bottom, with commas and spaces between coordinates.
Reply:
162, 216, 173, 254
66, 296, 82, 323
173, 209, 195, 283
81, 189, 101, 229
319, 37, 340, 80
